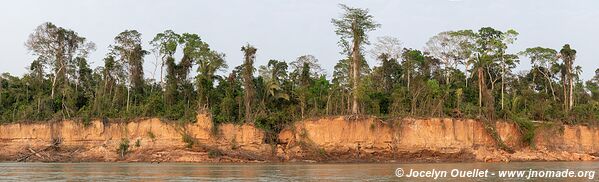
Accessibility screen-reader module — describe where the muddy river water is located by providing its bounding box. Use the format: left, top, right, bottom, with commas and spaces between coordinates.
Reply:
0, 162, 598, 181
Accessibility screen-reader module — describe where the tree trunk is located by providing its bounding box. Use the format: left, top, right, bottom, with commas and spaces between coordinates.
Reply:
351, 37, 360, 115
244, 90, 251, 123
465, 63, 470, 88
478, 67, 484, 114
407, 69, 411, 91
126, 86, 130, 112
548, 79, 556, 101
50, 65, 64, 98
300, 95, 305, 119
538, 67, 556, 101
326, 92, 331, 115
569, 70, 574, 110
347, 92, 351, 114
501, 60, 505, 111
0, 77, 2, 104
563, 74, 568, 111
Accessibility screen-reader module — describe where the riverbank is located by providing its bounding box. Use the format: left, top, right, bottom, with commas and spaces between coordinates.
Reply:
0, 114, 597, 162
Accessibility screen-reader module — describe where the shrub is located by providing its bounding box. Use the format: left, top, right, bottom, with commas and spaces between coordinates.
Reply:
208, 149, 222, 158
181, 133, 195, 148
511, 114, 536, 147
254, 111, 291, 144
81, 115, 92, 128
117, 138, 130, 158
230, 138, 238, 150
147, 131, 156, 141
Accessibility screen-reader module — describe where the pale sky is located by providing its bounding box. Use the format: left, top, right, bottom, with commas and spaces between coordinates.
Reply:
1, 0, 597, 80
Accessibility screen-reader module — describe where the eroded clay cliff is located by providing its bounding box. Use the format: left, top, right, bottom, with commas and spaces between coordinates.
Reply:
0, 115, 596, 162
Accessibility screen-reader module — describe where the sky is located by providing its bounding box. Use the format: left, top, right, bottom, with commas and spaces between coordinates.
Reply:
0, 0, 598, 80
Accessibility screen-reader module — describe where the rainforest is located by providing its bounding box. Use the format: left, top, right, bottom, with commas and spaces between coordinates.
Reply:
1, 4, 598, 153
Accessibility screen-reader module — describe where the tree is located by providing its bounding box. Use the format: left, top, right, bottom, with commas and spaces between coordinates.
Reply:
241, 44, 257, 123
461, 27, 518, 116
25, 22, 95, 98
150, 30, 180, 86
332, 4, 380, 115
94, 53, 125, 116
290, 55, 324, 78
559, 44, 577, 111
587, 69, 599, 101
496, 30, 519, 111
196, 50, 227, 110
258, 59, 289, 101
113, 30, 147, 94
297, 62, 311, 118
448, 30, 476, 88
372, 53, 401, 93
425, 31, 467, 85
370, 36, 402, 60
470, 27, 502, 116
175, 33, 206, 109
401, 48, 425, 91
111, 30, 148, 111
289, 55, 323, 118
519, 47, 558, 100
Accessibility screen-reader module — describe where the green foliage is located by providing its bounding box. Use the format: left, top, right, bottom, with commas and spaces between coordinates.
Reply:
117, 138, 130, 158
208, 149, 222, 158
254, 111, 292, 144
0, 17, 597, 152
81, 114, 92, 128
181, 133, 195, 148
147, 131, 156, 141
510, 114, 536, 146
135, 139, 141, 147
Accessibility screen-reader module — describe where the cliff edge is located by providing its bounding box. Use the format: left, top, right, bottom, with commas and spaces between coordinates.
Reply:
0, 115, 596, 162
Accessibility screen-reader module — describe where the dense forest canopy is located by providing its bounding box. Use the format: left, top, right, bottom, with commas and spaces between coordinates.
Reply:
0, 5, 598, 136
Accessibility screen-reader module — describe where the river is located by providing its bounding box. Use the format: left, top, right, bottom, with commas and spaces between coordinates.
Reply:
0, 162, 597, 181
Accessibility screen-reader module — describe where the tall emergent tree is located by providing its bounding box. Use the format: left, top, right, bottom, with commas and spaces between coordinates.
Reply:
465, 27, 517, 116
111, 30, 148, 111
332, 4, 380, 115
241, 44, 257, 123
559, 44, 577, 111
425, 31, 469, 85
519, 47, 558, 100
150, 30, 180, 86
26, 22, 95, 99
195, 48, 227, 111
370, 36, 402, 60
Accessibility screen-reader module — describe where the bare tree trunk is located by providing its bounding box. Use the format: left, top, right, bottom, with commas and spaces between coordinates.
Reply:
501, 60, 505, 111
126, 86, 130, 112
569, 70, 574, 110
300, 95, 305, 119
407, 69, 411, 91
238, 97, 243, 122
326, 93, 331, 115
548, 79, 556, 101
465, 63, 470, 88
244, 85, 252, 123
563, 75, 568, 111
347, 92, 351, 114
50, 65, 64, 98
478, 67, 483, 114
538, 67, 556, 100
160, 62, 164, 88
351, 43, 360, 115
